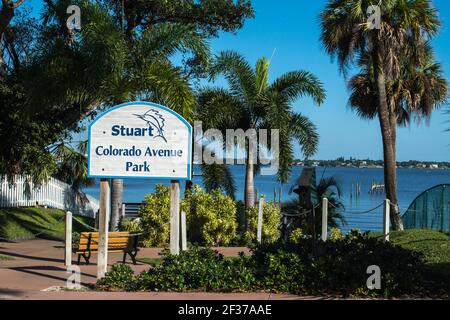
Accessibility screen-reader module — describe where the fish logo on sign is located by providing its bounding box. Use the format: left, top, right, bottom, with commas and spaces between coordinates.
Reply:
134, 109, 167, 143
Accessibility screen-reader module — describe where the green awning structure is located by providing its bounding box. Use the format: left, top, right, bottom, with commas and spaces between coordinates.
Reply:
402, 184, 450, 231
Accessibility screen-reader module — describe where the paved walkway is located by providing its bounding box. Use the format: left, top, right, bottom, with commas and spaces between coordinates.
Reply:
0, 239, 319, 300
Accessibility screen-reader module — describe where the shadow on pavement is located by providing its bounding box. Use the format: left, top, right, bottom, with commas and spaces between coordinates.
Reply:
10, 265, 96, 286
0, 250, 64, 264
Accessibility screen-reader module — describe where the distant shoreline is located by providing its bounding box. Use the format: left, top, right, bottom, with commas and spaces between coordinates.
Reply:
290, 164, 449, 170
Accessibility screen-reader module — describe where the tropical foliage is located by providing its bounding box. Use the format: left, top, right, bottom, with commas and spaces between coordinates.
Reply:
139, 185, 171, 247
98, 231, 425, 297
0, 0, 254, 183
138, 184, 237, 247
182, 185, 238, 246
282, 176, 346, 237
244, 200, 281, 244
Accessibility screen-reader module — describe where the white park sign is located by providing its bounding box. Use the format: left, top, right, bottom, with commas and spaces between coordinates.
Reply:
88, 101, 192, 180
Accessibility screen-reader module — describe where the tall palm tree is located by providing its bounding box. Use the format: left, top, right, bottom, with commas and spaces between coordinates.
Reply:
348, 45, 447, 173
320, 0, 444, 230
198, 51, 325, 209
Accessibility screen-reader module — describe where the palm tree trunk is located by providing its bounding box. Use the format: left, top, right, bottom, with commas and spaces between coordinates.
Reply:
372, 50, 404, 231
244, 143, 255, 209
389, 111, 403, 230
110, 178, 123, 231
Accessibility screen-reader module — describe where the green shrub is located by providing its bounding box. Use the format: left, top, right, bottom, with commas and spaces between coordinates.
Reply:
99, 232, 424, 296
289, 228, 304, 244
182, 185, 237, 246
134, 247, 255, 292
72, 232, 80, 248
244, 200, 280, 244
139, 184, 170, 247
97, 264, 135, 291
251, 231, 424, 296
119, 217, 143, 234
329, 227, 344, 241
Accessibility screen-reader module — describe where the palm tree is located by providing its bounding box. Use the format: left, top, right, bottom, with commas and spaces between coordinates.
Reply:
37, 1, 211, 225
198, 51, 325, 209
348, 44, 447, 171
283, 176, 346, 237
320, 0, 444, 230
110, 179, 123, 231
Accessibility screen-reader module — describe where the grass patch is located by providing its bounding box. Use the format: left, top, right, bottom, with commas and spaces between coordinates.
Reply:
137, 257, 163, 266
371, 229, 450, 292
0, 207, 95, 241
0, 254, 13, 261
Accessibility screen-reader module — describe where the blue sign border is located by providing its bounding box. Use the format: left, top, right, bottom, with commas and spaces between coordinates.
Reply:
87, 101, 192, 181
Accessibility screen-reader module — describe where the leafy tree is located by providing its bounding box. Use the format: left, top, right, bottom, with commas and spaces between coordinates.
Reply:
0, 1, 254, 217
198, 51, 325, 209
320, 0, 446, 230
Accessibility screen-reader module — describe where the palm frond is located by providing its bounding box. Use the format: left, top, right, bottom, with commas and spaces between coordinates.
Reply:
270, 71, 326, 105
209, 50, 256, 105
201, 163, 236, 199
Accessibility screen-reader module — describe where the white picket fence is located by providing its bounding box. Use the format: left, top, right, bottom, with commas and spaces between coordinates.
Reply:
0, 175, 99, 217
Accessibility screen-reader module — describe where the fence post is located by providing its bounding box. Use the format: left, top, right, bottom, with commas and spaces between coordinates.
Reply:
321, 198, 328, 241
257, 196, 265, 243
181, 211, 187, 251
65, 211, 72, 266
383, 199, 390, 242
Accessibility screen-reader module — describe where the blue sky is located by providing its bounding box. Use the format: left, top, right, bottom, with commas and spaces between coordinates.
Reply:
27, 0, 450, 161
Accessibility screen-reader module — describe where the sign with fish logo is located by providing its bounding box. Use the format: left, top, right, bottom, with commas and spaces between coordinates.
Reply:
88, 101, 192, 180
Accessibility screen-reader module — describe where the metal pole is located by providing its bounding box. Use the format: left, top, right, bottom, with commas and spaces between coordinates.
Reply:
321, 198, 328, 241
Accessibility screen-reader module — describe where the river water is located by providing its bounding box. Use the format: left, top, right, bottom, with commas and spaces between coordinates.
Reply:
84, 166, 450, 233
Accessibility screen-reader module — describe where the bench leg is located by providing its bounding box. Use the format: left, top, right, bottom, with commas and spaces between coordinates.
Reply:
129, 251, 137, 265
122, 252, 127, 264
81, 253, 90, 265
77, 254, 81, 265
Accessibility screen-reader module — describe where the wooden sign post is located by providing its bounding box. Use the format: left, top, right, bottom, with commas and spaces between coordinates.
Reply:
170, 180, 180, 255
97, 179, 110, 279
87, 102, 192, 278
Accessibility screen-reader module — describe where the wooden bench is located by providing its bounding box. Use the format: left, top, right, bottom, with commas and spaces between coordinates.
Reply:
74, 232, 139, 265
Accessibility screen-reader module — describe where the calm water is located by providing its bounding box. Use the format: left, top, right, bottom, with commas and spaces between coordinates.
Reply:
84, 166, 450, 233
